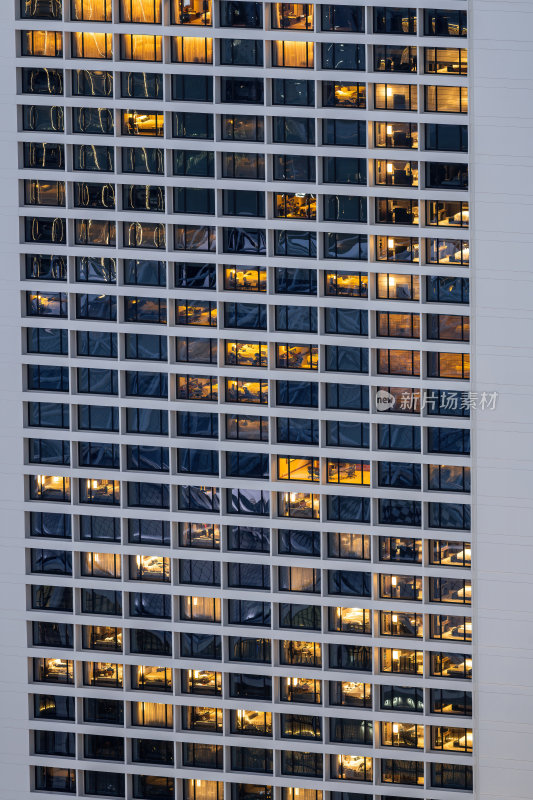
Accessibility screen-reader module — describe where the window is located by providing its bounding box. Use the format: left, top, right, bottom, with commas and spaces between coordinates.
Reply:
425, 85, 468, 113
322, 42, 365, 70
172, 37, 213, 63
375, 84, 417, 111
375, 45, 417, 72
272, 79, 315, 107
424, 9, 467, 37
323, 82, 366, 108
323, 119, 365, 147
374, 6, 416, 34
425, 124, 468, 152
172, 0, 212, 24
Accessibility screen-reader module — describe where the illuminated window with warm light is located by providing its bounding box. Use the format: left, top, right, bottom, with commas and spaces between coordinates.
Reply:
281, 677, 321, 704
22, 30, 63, 57
30, 474, 70, 502
376, 236, 419, 263
430, 614, 472, 642
375, 84, 418, 111
230, 708, 272, 736
225, 378, 268, 405
381, 648, 424, 675
274, 193, 316, 219
122, 110, 164, 137
172, 0, 212, 26
380, 573, 422, 601
120, 0, 162, 23
71, 32, 113, 59
332, 754, 373, 781
427, 238, 469, 266
430, 540, 471, 568
278, 456, 319, 482
133, 665, 173, 691
326, 459, 370, 485
328, 532, 370, 560
182, 669, 222, 695
377, 273, 420, 301
330, 681, 372, 708
276, 344, 318, 370
430, 651, 472, 680
278, 491, 320, 519
375, 160, 418, 187
425, 47, 468, 75
381, 611, 423, 638
381, 721, 424, 748
272, 3, 313, 29
224, 266, 267, 293
375, 121, 418, 148
81, 551, 121, 579
85, 661, 123, 687
79, 478, 120, 504
131, 700, 173, 727
172, 37, 213, 63
431, 725, 472, 752
180, 522, 221, 549
225, 340, 267, 368
329, 607, 371, 634
378, 349, 420, 377
130, 554, 170, 582
323, 81, 366, 107
427, 352, 470, 380
71, 0, 112, 20
181, 596, 221, 622
427, 200, 469, 227
272, 41, 314, 68
325, 270, 368, 297
377, 311, 420, 338
121, 34, 162, 61
425, 84, 468, 113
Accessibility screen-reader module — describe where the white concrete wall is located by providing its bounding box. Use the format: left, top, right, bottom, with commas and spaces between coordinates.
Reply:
0, 2, 31, 798
471, 1, 533, 797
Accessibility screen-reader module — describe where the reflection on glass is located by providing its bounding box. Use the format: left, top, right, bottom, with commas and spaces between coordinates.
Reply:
180, 522, 220, 549
276, 344, 318, 370
325, 271, 368, 297
224, 266, 267, 292
431, 725, 472, 752
71, 0, 112, 20
226, 378, 268, 404
120, 0, 162, 23
225, 341, 267, 368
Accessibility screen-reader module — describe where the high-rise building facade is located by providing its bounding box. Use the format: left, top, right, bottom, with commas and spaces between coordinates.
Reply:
0, 0, 532, 798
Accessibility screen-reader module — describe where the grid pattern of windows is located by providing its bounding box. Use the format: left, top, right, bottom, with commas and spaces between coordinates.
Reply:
17, 0, 471, 797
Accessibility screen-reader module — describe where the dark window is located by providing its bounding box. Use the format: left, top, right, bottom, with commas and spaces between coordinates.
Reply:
222, 77, 264, 104
425, 124, 468, 152
272, 79, 315, 106
323, 118, 366, 146
374, 6, 417, 34
172, 74, 213, 102
322, 42, 365, 70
